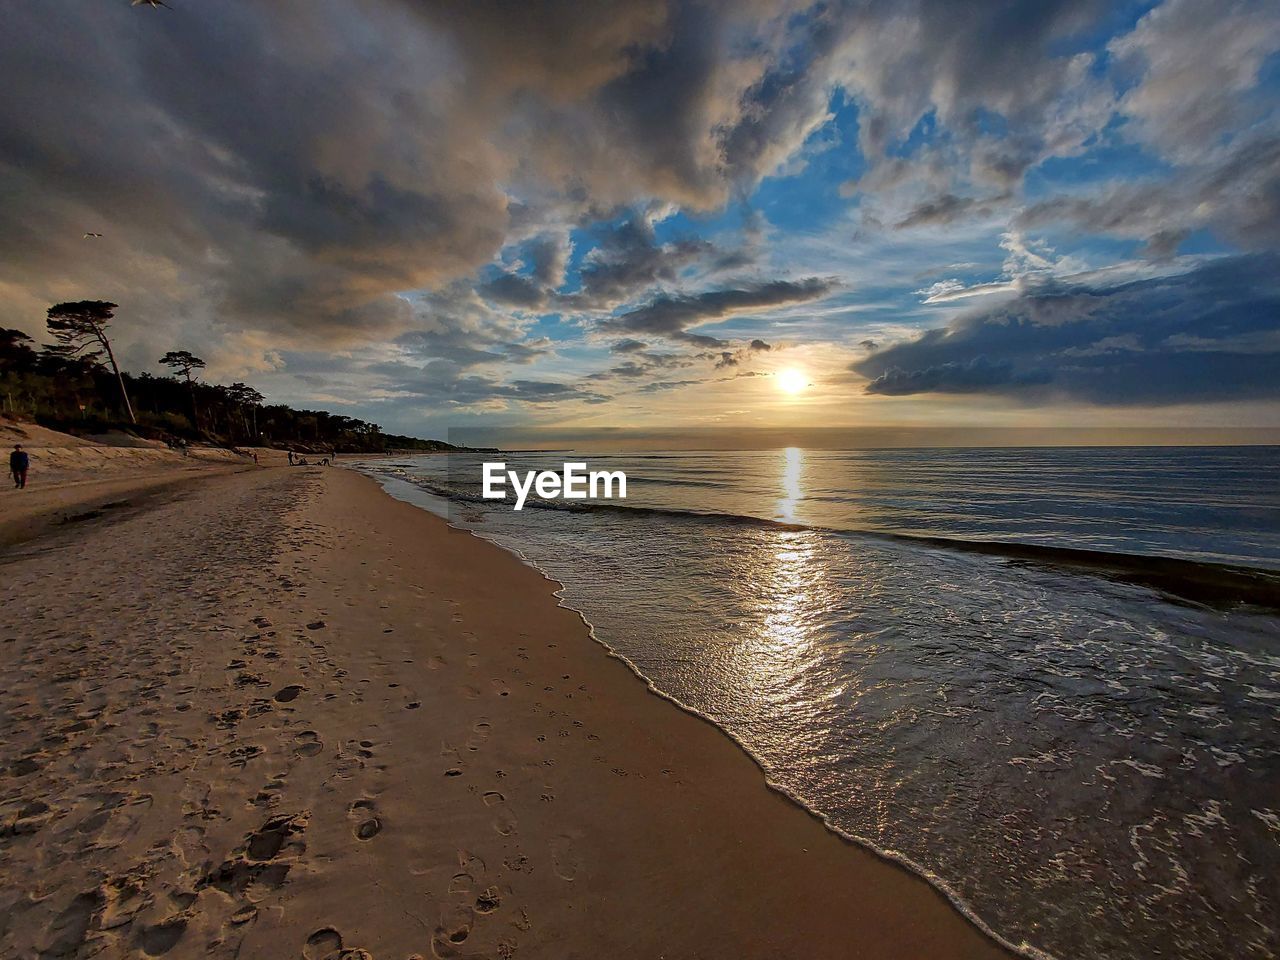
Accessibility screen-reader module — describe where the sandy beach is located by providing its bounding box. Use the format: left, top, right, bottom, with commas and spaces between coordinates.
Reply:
0, 463, 1013, 960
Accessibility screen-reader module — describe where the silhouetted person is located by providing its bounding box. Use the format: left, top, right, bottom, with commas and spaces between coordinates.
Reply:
288, 450, 295, 465
10, 444, 29, 489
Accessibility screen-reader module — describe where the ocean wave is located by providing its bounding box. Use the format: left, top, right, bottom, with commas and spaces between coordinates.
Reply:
364, 464, 1280, 609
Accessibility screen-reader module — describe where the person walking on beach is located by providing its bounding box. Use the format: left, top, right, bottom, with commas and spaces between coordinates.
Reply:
288, 449, 295, 465
10, 444, 29, 489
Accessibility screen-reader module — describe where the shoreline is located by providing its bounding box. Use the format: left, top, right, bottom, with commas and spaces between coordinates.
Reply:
366, 471, 1051, 960
0, 466, 1015, 959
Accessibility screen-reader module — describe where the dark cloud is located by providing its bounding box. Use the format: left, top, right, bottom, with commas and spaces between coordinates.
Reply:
374, 364, 608, 407
853, 255, 1280, 404
895, 193, 1008, 229
393, 283, 552, 380
714, 338, 773, 369
606, 278, 834, 344
525, 233, 572, 288
864, 357, 1049, 395
714, 351, 739, 369
638, 379, 702, 393
0, 1, 802, 363
590, 345, 700, 382
476, 272, 549, 309
610, 339, 649, 354
576, 216, 713, 306
502, 339, 554, 364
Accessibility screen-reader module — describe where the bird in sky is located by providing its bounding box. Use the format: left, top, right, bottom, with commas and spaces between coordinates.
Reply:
83, 232, 103, 239
131, 0, 170, 8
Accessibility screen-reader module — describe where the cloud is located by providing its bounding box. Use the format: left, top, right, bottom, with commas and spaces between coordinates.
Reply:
895, 192, 1008, 229
605, 277, 834, 344
3, 0, 1279, 428
713, 337, 774, 369
1017, 135, 1280, 253
853, 255, 1280, 404
638, 378, 702, 393
1108, 0, 1280, 162
575, 215, 714, 306
0, 2, 807, 355
864, 357, 1049, 395
476, 272, 549, 308
610, 339, 649, 354
0, 2, 1144, 349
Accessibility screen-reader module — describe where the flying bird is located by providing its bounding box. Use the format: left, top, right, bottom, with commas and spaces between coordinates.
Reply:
131, 0, 170, 7
83, 232, 103, 239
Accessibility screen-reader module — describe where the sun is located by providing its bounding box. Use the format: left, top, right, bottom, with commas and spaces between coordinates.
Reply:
776, 367, 808, 395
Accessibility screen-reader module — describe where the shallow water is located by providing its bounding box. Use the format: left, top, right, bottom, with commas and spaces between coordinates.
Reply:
358, 446, 1280, 960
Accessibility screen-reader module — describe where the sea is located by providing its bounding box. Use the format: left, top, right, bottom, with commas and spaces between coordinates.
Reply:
354, 446, 1280, 960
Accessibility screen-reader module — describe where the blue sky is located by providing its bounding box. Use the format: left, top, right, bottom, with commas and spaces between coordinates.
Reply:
1, 0, 1278, 441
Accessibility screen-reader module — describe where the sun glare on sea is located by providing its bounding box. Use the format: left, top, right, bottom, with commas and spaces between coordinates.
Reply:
776, 368, 808, 395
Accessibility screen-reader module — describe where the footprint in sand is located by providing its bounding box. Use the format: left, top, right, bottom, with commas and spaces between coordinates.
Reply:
172, 824, 207, 867
484, 793, 517, 836
466, 720, 491, 752
303, 927, 343, 960
10, 799, 54, 836
431, 905, 474, 958
94, 793, 153, 850
348, 798, 382, 841
39, 890, 103, 958
474, 886, 501, 914
138, 917, 188, 956
273, 684, 305, 703
10, 755, 42, 776
449, 871, 476, 897
245, 814, 301, 861
550, 835, 580, 881
294, 731, 324, 757
98, 879, 144, 932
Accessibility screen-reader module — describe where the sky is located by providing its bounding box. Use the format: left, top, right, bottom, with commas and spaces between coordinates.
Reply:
2, 0, 1279, 444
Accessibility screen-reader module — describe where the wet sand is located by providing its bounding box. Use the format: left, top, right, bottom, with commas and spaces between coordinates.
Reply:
0, 465, 1014, 959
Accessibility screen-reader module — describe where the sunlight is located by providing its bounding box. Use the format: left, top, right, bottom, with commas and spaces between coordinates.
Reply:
776, 368, 808, 395
777, 445, 804, 522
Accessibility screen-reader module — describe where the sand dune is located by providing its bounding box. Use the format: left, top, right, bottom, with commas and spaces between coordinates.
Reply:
0, 465, 1013, 959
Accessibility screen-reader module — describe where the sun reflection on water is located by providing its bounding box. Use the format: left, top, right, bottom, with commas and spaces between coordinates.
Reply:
777, 446, 804, 522
728, 447, 824, 704
758, 532, 817, 650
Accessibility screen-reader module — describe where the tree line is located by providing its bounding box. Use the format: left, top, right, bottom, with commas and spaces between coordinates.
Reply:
1, 301, 453, 453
